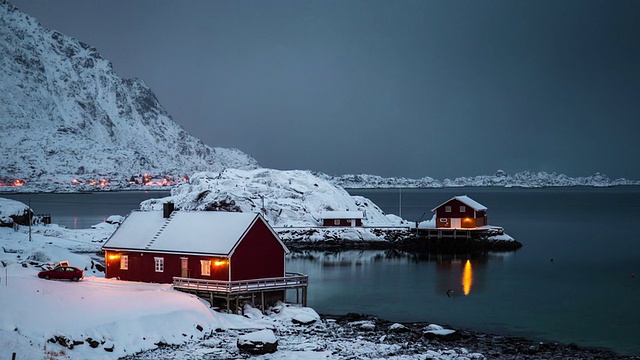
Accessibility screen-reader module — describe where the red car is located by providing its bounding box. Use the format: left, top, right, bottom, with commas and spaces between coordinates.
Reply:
38, 265, 84, 281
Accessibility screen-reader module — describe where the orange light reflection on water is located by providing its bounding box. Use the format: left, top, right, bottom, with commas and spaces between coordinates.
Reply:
462, 260, 473, 295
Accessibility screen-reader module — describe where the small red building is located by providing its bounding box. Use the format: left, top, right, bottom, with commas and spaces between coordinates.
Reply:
321, 211, 364, 227
101, 210, 289, 283
432, 195, 488, 229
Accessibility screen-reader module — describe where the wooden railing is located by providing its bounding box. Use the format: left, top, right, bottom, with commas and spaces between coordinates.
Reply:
173, 272, 308, 294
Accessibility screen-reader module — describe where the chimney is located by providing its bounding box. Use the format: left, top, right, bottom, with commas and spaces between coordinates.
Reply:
163, 202, 175, 218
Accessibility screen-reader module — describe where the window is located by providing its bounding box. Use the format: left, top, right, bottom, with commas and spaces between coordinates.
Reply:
200, 260, 211, 276
120, 255, 128, 270
460, 206, 466, 212
445, 206, 451, 213
154, 257, 164, 272
334, 219, 340, 225
439, 218, 448, 223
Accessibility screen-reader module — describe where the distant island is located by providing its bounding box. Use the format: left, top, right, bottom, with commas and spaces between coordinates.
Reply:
1, 169, 638, 193
316, 170, 640, 189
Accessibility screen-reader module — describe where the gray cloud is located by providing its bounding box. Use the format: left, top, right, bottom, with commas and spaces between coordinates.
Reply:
11, 0, 640, 179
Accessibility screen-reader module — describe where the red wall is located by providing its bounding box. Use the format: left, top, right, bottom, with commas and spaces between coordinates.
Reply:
105, 251, 230, 283
230, 219, 286, 281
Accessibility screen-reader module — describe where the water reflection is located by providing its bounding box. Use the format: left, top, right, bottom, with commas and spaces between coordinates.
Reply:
288, 249, 505, 297
462, 260, 473, 295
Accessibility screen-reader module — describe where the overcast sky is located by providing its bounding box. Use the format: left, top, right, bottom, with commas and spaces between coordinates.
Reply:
10, 0, 640, 180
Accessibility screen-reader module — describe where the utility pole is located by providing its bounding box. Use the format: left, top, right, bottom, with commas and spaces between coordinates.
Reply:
399, 187, 402, 219
28, 198, 32, 242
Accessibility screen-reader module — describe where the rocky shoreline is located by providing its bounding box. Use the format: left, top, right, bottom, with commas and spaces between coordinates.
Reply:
282, 231, 523, 253
124, 311, 638, 359
323, 313, 638, 360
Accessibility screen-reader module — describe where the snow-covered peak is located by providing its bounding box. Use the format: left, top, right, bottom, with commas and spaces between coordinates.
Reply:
0, 1, 258, 182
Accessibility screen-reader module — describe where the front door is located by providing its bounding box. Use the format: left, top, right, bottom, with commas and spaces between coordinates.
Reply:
180, 258, 188, 278
451, 218, 461, 229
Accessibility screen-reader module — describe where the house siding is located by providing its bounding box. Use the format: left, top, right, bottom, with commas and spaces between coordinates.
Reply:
105, 251, 230, 283
322, 219, 363, 227
230, 219, 285, 281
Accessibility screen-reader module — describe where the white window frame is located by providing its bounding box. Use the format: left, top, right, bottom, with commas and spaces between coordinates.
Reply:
154, 257, 164, 272
445, 206, 451, 213
200, 260, 211, 276
460, 205, 466, 212
120, 255, 128, 270
439, 218, 448, 223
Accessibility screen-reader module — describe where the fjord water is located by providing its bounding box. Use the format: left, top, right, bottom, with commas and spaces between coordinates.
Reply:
289, 187, 640, 355
3, 191, 170, 229
4, 188, 639, 354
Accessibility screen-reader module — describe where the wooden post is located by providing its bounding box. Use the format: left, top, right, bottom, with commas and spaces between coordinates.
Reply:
302, 287, 308, 307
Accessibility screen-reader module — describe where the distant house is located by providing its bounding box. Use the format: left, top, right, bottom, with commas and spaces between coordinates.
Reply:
432, 195, 488, 229
101, 209, 290, 284
320, 211, 364, 227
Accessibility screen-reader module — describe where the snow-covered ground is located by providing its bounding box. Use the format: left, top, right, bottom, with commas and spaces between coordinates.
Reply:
0, 198, 485, 360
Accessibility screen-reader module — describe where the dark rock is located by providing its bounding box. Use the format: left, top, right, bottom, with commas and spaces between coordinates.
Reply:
423, 329, 461, 342
86, 338, 100, 348
94, 263, 105, 272
291, 314, 317, 326
104, 344, 114, 352
237, 330, 278, 355
196, 324, 203, 332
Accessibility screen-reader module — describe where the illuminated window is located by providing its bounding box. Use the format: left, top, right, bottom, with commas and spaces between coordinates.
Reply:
460, 206, 466, 212
120, 255, 128, 270
334, 219, 340, 225
154, 257, 164, 272
201, 260, 211, 276
445, 206, 451, 212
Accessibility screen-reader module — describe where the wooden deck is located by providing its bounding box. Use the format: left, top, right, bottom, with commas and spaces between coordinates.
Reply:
173, 272, 308, 313
416, 226, 504, 239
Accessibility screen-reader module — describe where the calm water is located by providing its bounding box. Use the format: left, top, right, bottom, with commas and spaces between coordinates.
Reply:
289, 187, 640, 355
2, 191, 170, 229
3, 188, 639, 354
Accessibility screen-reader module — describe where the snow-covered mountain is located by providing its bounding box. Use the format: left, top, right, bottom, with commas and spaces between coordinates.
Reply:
0, 1, 258, 183
139, 168, 403, 228
317, 170, 640, 189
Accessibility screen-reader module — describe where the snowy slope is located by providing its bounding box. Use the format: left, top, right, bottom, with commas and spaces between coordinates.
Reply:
0, 1, 258, 183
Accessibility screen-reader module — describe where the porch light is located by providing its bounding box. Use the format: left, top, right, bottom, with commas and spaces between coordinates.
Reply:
214, 259, 228, 267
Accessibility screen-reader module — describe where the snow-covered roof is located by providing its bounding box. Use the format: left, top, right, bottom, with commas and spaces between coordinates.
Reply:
320, 211, 364, 220
102, 211, 286, 256
431, 195, 487, 212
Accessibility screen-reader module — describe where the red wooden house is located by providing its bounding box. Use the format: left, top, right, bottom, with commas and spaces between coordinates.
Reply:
320, 211, 364, 227
101, 210, 289, 283
432, 195, 488, 229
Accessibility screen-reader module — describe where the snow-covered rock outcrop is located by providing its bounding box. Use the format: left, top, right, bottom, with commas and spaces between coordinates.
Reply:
0, 1, 258, 183
140, 169, 404, 229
